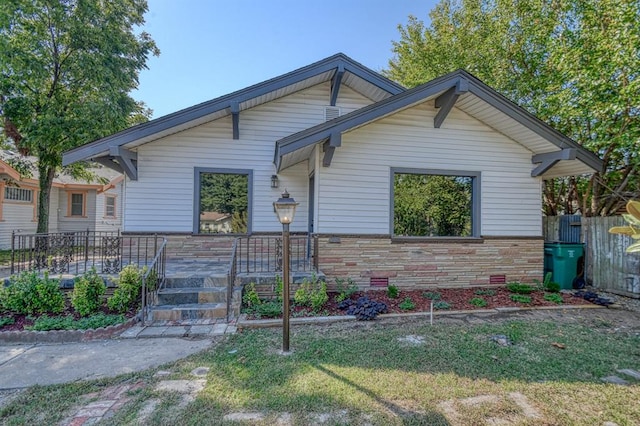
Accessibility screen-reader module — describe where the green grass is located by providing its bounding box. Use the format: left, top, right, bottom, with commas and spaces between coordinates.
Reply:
2, 319, 639, 425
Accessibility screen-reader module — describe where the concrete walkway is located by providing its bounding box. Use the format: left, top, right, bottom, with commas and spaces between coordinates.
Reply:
0, 323, 236, 390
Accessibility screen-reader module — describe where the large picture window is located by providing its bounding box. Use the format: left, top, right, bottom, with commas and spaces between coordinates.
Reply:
392, 169, 479, 238
194, 168, 252, 234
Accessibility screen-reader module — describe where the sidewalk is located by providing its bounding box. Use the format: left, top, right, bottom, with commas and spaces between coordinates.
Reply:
0, 323, 236, 390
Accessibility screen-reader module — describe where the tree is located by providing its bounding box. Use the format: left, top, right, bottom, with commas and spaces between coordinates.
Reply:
0, 0, 159, 232
387, 0, 640, 216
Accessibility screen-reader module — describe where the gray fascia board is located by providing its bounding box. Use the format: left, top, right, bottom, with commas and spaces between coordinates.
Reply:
64, 53, 404, 166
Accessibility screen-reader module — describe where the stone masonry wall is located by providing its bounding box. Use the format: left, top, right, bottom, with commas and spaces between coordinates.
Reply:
317, 236, 544, 289
162, 234, 236, 261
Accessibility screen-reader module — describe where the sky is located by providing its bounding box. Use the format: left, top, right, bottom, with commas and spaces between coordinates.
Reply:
133, 0, 438, 118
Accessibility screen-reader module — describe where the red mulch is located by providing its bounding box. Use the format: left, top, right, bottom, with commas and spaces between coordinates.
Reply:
285, 287, 591, 319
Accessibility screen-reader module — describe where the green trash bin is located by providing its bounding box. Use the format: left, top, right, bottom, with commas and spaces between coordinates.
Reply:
543, 242, 584, 290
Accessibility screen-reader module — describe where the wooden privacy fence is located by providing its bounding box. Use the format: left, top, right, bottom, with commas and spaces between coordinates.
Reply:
543, 216, 640, 297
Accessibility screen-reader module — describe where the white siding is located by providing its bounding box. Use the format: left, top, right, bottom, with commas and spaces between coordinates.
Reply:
316, 103, 542, 236
58, 190, 98, 232
124, 82, 373, 233
95, 182, 122, 232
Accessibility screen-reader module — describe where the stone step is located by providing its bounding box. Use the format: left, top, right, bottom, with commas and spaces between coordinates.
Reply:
149, 303, 228, 321
157, 287, 227, 305
164, 275, 229, 289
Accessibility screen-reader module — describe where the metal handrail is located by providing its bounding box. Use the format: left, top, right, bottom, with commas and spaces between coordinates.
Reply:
141, 236, 167, 326
227, 238, 239, 322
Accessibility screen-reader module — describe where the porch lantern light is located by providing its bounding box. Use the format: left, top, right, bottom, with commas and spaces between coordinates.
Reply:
273, 189, 298, 353
271, 174, 279, 189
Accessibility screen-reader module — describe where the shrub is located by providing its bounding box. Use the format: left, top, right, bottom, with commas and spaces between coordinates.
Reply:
510, 294, 532, 304
335, 277, 358, 302
422, 291, 441, 300
506, 282, 534, 294
386, 285, 399, 299
253, 301, 282, 319
71, 268, 106, 316
0, 271, 64, 315
474, 289, 496, 296
107, 265, 143, 313
433, 301, 451, 310
469, 297, 488, 307
274, 274, 283, 302
242, 282, 261, 308
399, 297, 415, 310
544, 293, 564, 304
338, 296, 387, 320
25, 313, 126, 331
536, 272, 561, 293
0, 317, 15, 328
294, 275, 328, 312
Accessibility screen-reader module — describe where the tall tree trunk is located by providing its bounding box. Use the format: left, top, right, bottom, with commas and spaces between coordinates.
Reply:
37, 163, 55, 233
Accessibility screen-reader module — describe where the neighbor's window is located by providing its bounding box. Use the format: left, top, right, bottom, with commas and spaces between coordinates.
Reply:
4, 187, 33, 203
392, 169, 478, 237
70, 193, 85, 216
105, 195, 116, 218
196, 168, 251, 234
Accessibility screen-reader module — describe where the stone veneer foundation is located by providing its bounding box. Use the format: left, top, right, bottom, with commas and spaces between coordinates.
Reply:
316, 236, 544, 288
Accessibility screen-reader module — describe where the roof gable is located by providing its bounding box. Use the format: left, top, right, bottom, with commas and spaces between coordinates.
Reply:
275, 69, 603, 178
62, 53, 404, 168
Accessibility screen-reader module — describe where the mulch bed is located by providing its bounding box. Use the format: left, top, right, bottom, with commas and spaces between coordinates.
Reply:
272, 287, 592, 319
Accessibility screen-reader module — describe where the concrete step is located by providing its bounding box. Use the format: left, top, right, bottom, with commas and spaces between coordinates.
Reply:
149, 303, 228, 321
164, 275, 229, 289
157, 287, 227, 305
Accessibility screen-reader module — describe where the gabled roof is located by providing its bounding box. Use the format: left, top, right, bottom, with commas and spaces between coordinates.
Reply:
62, 53, 404, 166
275, 69, 603, 178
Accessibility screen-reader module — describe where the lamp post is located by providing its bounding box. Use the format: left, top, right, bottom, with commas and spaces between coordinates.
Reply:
273, 189, 298, 353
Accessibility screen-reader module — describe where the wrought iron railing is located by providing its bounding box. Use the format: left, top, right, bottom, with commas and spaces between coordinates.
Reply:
227, 238, 239, 322
10, 230, 164, 276
141, 237, 167, 325
235, 234, 318, 274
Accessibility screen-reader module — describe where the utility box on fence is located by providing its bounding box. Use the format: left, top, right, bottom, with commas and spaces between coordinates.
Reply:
544, 242, 584, 290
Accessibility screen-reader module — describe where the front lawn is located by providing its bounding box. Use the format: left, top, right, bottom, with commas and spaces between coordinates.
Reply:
2, 314, 639, 425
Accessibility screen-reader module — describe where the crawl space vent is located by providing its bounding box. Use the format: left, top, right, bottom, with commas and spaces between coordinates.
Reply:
370, 277, 389, 287
324, 106, 341, 122
489, 275, 506, 284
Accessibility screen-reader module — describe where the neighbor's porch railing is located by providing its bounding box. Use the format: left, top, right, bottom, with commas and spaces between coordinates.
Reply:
10, 230, 165, 276
141, 236, 167, 325
234, 234, 318, 274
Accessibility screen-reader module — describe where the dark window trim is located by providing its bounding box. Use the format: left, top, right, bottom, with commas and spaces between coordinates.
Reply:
389, 167, 481, 239
193, 167, 253, 235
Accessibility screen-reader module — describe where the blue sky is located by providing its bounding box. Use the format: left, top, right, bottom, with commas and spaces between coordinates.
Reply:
133, 0, 438, 118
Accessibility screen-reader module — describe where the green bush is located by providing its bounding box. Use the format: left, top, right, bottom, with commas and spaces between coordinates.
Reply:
0, 316, 15, 328
253, 301, 282, 319
387, 285, 399, 299
0, 271, 64, 315
506, 282, 534, 294
335, 277, 358, 302
399, 297, 415, 310
469, 297, 488, 307
474, 289, 496, 296
294, 275, 328, 312
544, 293, 564, 304
433, 301, 451, 310
422, 291, 441, 300
510, 294, 532, 304
274, 274, 283, 302
107, 265, 143, 313
25, 313, 126, 331
242, 282, 261, 308
71, 268, 106, 316
544, 281, 561, 293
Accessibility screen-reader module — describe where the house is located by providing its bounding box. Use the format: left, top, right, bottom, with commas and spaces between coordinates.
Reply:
62, 53, 602, 289
0, 151, 124, 249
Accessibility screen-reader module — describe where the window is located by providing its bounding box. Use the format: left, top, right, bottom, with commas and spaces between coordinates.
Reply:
5, 187, 33, 203
70, 193, 85, 216
391, 169, 480, 238
105, 195, 116, 218
194, 168, 252, 234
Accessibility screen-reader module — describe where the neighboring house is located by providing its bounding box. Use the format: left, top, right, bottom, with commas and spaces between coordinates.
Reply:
62, 53, 602, 288
0, 152, 123, 249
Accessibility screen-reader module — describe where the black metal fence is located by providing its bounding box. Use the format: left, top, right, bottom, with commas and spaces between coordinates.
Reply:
11, 230, 165, 276
234, 234, 318, 274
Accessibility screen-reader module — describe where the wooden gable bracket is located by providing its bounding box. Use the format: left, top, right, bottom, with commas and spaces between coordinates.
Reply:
230, 102, 240, 140
322, 132, 342, 167
531, 148, 576, 177
92, 157, 124, 174
434, 78, 469, 128
330, 65, 345, 106
109, 146, 138, 180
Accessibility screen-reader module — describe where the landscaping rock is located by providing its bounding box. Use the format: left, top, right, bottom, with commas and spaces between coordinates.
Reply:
600, 376, 629, 385
490, 334, 511, 346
